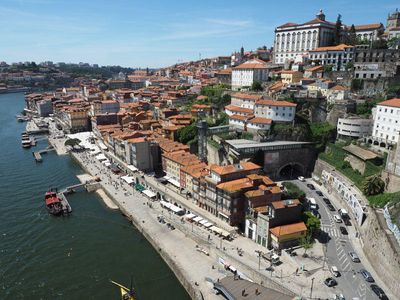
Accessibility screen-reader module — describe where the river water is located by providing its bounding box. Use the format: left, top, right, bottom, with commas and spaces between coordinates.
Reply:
0, 93, 190, 300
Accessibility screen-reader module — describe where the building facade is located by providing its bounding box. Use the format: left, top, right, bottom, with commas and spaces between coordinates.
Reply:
309, 44, 354, 71
231, 59, 268, 91
371, 98, 400, 146
273, 10, 335, 64
337, 116, 373, 138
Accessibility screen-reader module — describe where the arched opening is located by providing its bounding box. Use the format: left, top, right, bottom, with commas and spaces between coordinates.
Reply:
373, 141, 379, 145
367, 139, 372, 144
278, 163, 304, 180
380, 142, 386, 148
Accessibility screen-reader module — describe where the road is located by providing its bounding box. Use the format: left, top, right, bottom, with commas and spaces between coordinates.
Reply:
292, 179, 382, 300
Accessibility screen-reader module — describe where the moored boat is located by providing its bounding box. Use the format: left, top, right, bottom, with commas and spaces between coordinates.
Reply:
110, 279, 136, 300
44, 189, 63, 215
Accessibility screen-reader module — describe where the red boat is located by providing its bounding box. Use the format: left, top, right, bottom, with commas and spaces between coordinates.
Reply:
45, 189, 63, 215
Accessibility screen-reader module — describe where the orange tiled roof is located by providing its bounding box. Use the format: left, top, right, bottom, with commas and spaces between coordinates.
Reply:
310, 44, 353, 52
354, 23, 382, 31
255, 99, 297, 107
378, 98, 400, 108
229, 114, 252, 121
270, 222, 307, 237
271, 199, 300, 209
234, 59, 267, 70
231, 93, 263, 101
247, 117, 272, 125
225, 105, 253, 114
305, 65, 324, 72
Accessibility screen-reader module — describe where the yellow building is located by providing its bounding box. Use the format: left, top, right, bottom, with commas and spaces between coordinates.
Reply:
280, 70, 303, 85
270, 221, 307, 249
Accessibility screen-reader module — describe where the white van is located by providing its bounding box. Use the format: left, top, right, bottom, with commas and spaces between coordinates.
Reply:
308, 198, 317, 210
331, 266, 340, 277
334, 215, 342, 223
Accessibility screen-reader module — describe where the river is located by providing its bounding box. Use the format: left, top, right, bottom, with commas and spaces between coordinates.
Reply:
0, 93, 190, 300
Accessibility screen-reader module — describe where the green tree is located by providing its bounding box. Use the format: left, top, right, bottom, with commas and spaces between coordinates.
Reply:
371, 38, 388, 49
282, 182, 306, 200
302, 211, 321, 236
324, 64, 333, 72
345, 62, 354, 71
251, 81, 263, 91
177, 122, 196, 144
362, 175, 385, 196
348, 24, 357, 45
300, 234, 313, 256
387, 37, 400, 49
333, 14, 342, 45
64, 138, 81, 147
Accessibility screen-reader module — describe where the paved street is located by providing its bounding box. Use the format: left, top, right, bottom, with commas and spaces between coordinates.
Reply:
292, 179, 389, 300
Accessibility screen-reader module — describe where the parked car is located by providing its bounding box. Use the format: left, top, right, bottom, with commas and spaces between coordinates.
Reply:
333, 294, 345, 300
327, 204, 336, 211
339, 226, 348, 235
323, 198, 331, 205
370, 284, 388, 299
334, 215, 342, 223
316, 190, 323, 196
324, 277, 337, 287
312, 209, 321, 219
330, 266, 340, 277
307, 183, 315, 190
349, 251, 360, 263
344, 218, 352, 226
298, 176, 305, 182
360, 269, 374, 282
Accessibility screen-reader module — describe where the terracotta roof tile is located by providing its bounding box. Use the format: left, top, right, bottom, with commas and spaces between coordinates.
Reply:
270, 222, 307, 237
378, 98, 400, 108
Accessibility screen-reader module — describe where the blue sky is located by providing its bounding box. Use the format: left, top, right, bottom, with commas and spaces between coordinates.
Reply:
1, 0, 399, 68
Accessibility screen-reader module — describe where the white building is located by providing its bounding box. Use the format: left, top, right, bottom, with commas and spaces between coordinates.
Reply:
371, 98, 400, 146
273, 10, 335, 64
337, 116, 373, 138
354, 23, 384, 42
254, 99, 297, 122
309, 44, 354, 71
230, 92, 262, 109
231, 59, 268, 91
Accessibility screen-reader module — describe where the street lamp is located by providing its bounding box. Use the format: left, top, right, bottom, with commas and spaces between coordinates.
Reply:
310, 277, 315, 299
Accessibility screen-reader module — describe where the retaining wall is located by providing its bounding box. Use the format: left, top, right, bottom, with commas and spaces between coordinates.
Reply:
314, 159, 400, 296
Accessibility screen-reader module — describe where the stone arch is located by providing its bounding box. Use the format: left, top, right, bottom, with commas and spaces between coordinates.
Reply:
380, 142, 386, 148
277, 162, 305, 180
367, 139, 373, 144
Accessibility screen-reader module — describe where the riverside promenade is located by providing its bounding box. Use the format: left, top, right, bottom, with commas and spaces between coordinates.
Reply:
70, 148, 338, 300
45, 126, 334, 299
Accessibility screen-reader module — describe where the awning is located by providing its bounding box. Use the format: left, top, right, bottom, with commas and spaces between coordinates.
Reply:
121, 176, 135, 184
218, 211, 229, 219
193, 216, 203, 223
199, 219, 208, 225
210, 226, 223, 234
135, 184, 145, 191
142, 189, 156, 198
168, 178, 180, 188
127, 165, 138, 172
102, 159, 110, 165
91, 149, 101, 155
98, 141, 108, 151
95, 153, 107, 161
185, 213, 196, 220
204, 222, 213, 228
160, 200, 183, 214
104, 161, 112, 167
220, 229, 231, 238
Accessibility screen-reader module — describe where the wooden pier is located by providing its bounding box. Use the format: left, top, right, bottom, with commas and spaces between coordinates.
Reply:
33, 146, 55, 162
57, 192, 72, 215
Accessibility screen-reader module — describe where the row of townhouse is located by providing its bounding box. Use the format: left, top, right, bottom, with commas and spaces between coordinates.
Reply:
225, 92, 297, 132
